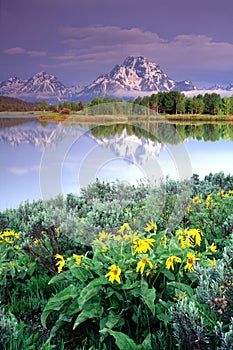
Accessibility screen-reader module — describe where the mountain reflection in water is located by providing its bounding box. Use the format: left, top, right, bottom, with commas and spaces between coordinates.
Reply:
0, 117, 233, 210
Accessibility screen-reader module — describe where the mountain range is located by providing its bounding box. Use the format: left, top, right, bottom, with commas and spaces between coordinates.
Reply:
0, 56, 233, 103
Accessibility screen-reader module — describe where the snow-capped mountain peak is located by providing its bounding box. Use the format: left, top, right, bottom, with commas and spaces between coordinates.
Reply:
78, 56, 196, 100
0, 71, 76, 103
1, 55, 232, 103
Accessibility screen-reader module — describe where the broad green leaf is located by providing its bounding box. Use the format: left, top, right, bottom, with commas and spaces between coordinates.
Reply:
48, 313, 73, 341
105, 311, 124, 329
156, 312, 170, 325
101, 329, 137, 350
73, 302, 103, 329
49, 284, 77, 304
66, 298, 81, 316
162, 269, 175, 281
167, 281, 194, 297
70, 265, 92, 281
41, 300, 69, 328
78, 276, 108, 308
48, 270, 72, 285
78, 286, 100, 308
138, 333, 152, 350
141, 282, 156, 316
122, 281, 141, 290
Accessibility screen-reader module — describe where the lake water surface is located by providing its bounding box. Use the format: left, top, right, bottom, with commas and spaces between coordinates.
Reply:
1, 115, 233, 210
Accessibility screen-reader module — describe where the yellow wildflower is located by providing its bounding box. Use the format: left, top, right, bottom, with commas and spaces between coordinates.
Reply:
146, 265, 157, 277
192, 196, 202, 203
0, 230, 19, 239
34, 238, 41, 245
207, 257, 216, 266
4, 238, 14, 244
217, 190, 224, 196
145, 220, 157, 233
210, 243, 217, 253
72, 254, 84, 265
123, 234, 131, 241
118, 223, 131, 235
94, 230, 113, 243
10, 261, 15, 266
114, 235, 121, 241
160, 235, 169, 245
105, 264, 121, 284
55, 253, 65, 273
184, 252, 200, 272
101, 247, 108, 253
174, 291, 186, 301
14, 245, 20, 250
177, 228, 194, 249
205, 194, 212, 208
187, 205, 192, 213
136, 257, 153, 274
132, 237, 155, 256
190, 228, 203, 246
165, 256, 182, 271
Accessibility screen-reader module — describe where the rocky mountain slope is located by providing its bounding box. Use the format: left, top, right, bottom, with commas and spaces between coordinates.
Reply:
1, 56, 233, 103
78, 56, 197, 101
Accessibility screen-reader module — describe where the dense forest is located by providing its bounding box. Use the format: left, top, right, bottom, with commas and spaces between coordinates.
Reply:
56, 91, 233, 116
1, 91, 233, 116
86, 92, 233, 116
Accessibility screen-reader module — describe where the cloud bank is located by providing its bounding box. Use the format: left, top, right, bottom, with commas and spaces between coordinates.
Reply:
4, 47, 47, 57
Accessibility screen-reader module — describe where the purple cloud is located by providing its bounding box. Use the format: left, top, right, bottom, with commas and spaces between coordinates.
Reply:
4, 47, 47, 57
45, 25, 233, 85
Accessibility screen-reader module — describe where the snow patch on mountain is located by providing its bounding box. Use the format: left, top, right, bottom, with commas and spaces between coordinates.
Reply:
92, 128, 164, 166
0, 72, 76, 103
78, 56, 197, 101
1, 56, 233, 103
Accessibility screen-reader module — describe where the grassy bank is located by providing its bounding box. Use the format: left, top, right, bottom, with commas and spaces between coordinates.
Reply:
35, 112, 233, 125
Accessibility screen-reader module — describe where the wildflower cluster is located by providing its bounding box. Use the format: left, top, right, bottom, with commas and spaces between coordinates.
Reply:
0, 230, 20, 251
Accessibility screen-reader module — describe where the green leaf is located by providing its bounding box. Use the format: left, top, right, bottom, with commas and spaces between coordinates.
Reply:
70, 265, 92, 281
122, 280, 141, 290
78, 277, 107, 308
105, 311, 124, 329
41, 301, 64, 328
48, 270, 73, 285
49, 284, 78, 303
101, 329, 137, 350
156, 312, 170, 325
167, 281, 194, 297
66, 298, 81, 316
73, 302, 103, 329
41, 284, 78, 327
138, 333, 152, 350
162, 269, 175, 281
141, 282, 156, 316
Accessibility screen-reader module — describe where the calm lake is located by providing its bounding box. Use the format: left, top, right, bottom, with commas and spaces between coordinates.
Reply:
1, 114, 233, 211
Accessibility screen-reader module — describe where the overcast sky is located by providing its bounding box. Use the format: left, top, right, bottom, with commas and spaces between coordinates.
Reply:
1, 0, 233, 88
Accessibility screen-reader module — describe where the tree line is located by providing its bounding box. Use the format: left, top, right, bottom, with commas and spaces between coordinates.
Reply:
1, 91, 233, 116
58, 92, 233, 116
133, 91, 233, 115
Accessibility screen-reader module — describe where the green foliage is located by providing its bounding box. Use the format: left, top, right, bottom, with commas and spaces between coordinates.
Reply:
1, 173, 233, 349
132, 91, 233, 116
170, 298, 211, 349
